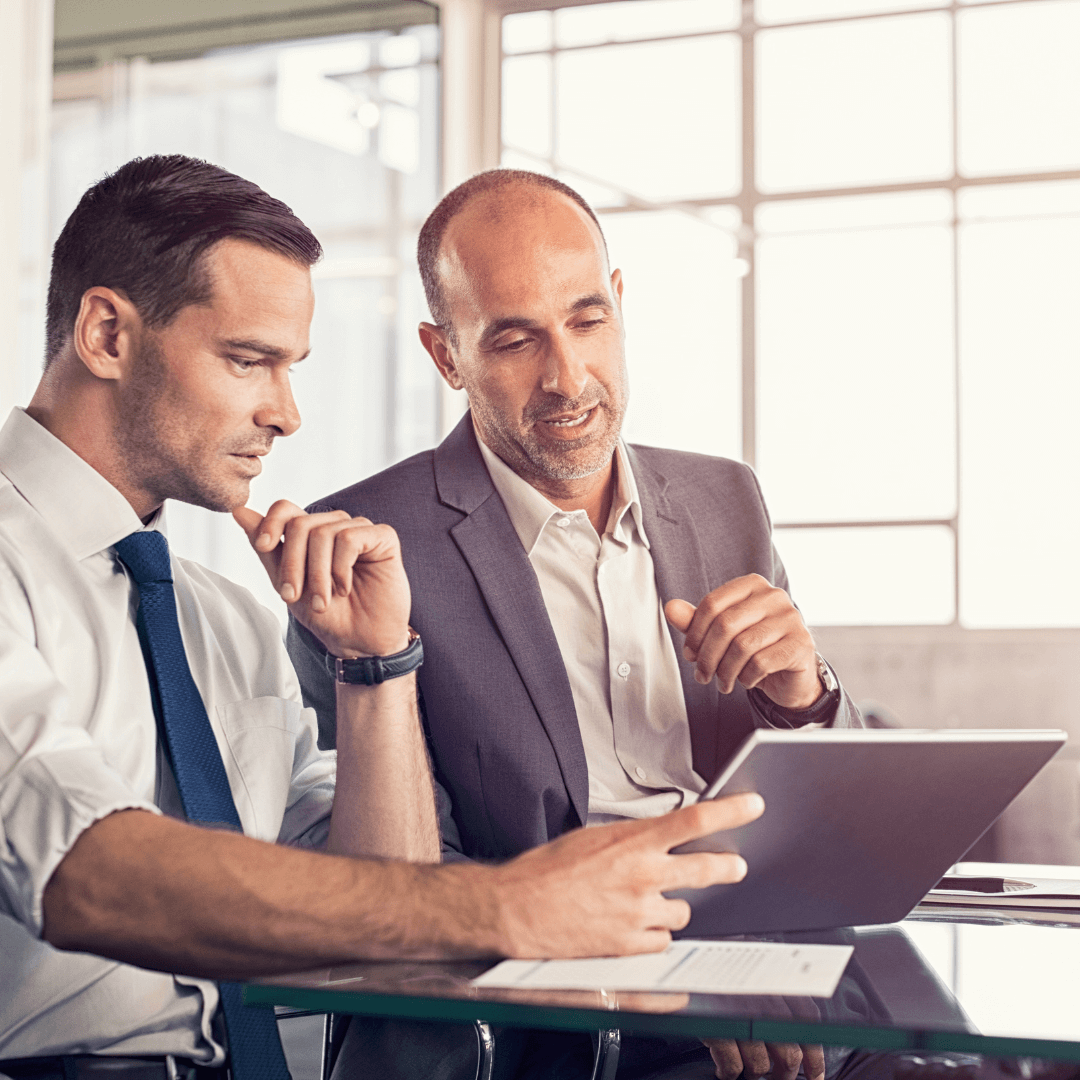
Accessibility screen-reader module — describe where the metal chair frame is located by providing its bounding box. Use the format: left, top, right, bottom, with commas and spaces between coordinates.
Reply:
278, 1009, 616, 1080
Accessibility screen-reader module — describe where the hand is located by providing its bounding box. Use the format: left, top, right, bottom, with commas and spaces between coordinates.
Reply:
665, 575, 821, 711
703, 995, 824, 1080
703, 1037, 824, 1080
488, 794, 764, 959
234, 502, 411, 658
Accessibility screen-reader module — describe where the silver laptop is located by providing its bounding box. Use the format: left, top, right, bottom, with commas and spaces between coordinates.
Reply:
671, 727, 1066, 937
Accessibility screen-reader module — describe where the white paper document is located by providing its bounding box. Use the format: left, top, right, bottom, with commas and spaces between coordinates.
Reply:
472, 940, 854, 997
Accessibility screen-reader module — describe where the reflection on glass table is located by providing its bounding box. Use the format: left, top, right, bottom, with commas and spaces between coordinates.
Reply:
247, 891, 1080, 1061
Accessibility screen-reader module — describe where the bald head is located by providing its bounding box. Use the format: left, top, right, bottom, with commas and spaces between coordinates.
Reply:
417, 169, 607, 341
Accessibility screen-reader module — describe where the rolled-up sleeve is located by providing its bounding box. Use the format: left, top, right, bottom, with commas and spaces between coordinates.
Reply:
0, 617, 159, 936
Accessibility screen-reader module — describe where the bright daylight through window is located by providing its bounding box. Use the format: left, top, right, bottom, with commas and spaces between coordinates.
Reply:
501, 0, 1080, 629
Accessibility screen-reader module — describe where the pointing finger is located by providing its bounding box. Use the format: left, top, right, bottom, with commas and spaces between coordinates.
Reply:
634, 794, 764, 851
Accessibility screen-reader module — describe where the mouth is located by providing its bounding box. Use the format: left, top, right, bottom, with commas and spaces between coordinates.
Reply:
539, 406, 597, 430
229, 451, 267, 474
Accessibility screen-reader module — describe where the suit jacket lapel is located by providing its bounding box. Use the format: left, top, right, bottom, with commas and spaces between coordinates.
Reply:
629, 445, 725, 783
435, 415, 589, 826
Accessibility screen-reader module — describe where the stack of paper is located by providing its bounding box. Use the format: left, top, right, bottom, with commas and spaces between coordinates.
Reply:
472, 940, 853, 997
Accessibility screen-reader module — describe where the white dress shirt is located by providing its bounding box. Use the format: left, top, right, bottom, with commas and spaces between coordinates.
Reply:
477, 434, 706, 826
0, 408, 336, 1061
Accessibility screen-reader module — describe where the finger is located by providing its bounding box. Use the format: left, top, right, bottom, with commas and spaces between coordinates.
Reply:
766, 1042, 804, 1080
276, 511, 355, 602
252, 499, 312, 552
682, 576, 767, 660
661, 851, 748, 893
633, 794, 765, 852
703, 1038, 744, 1080
728, 637, 802, 693
693, 601, 780, 690
330, 522, 389, 599
713, 616, 790, 693
664, 598, 696, 633
232, 505, 279, 575
642, 896, 692, 931
302, 520, 340, 613
232, 504, 265, 545
735, 1040, 772, 1079
801, 1044, 825, 1080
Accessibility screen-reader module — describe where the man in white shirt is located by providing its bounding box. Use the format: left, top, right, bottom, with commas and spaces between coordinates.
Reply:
0, 155, 763, 1078
290, 169, 865, 1079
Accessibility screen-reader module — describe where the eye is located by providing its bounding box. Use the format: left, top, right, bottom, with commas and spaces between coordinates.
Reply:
497, 336, 532, 353
230, 356, 261, 371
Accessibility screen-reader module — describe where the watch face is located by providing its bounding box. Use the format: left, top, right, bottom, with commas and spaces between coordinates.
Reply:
816, 655, 838, 693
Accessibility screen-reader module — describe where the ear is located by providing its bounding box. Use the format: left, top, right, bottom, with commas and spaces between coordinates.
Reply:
72, 287, 141, 381
611, 267, 624, 307
418, 322, 465, 391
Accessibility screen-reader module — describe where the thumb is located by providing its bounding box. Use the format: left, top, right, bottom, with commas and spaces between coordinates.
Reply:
665, 598, 696, 633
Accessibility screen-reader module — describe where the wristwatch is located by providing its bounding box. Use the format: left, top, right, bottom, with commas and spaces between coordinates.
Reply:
816, 652, 839, 695
333, 628, 423, 685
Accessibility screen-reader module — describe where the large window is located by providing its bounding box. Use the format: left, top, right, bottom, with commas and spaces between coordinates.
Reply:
501, 0, 1080, 629
51, 24, 441, 616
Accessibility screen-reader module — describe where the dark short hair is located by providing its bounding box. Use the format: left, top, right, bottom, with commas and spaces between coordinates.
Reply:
45, 154, 322, 365
417, 169, 607, 341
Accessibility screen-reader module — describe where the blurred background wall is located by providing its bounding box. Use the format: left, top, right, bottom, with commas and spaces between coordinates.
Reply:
1, 0, 1079, 863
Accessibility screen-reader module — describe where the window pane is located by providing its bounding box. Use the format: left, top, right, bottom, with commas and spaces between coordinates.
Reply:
758, 14, 952, 192
605, 211, 741, 460
959, 179, 1080, 222
556, 35, 740, 201
758, 0, 945, 23
958, 1, 1080, 177
554, 0, 738, 48
502, 54, 552, 158
774, 526, 955, 625
757, 219, 955, 522
757, 189, 952, 234
503, 10, 553, 54
959, 211, 1080, 628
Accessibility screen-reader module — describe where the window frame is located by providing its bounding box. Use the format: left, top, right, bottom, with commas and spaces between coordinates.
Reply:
492, 0, 1080, 628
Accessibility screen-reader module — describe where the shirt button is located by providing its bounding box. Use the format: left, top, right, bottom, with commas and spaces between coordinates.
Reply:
556, 517, 571, 528
635, 766, 647, 781
617, 662, 631, 678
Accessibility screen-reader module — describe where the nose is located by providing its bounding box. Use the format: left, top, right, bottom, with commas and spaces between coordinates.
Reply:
541, 331, 589, 401
255, 368, 302, 437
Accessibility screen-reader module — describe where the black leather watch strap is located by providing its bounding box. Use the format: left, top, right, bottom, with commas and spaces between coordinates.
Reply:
333, 631, 423, 686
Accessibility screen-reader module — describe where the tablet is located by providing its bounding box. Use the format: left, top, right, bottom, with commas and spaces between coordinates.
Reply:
670, 727, 1066, 937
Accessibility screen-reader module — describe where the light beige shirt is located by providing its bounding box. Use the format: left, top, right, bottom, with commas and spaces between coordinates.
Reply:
478, 434, 706, 825
0, 408, 335, 1060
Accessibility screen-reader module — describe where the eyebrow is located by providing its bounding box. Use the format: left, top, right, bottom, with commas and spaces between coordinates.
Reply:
220, 338, 309, 362
477, 294, 614, 348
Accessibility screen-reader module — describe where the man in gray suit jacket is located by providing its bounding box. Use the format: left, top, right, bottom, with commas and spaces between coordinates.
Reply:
289, 170, 863, 1080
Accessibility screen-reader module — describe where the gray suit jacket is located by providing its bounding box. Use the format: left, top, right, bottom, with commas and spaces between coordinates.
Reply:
288, 414, 862, 861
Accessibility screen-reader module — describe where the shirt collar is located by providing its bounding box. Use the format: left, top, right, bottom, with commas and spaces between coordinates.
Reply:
475, 424, 650, 556
0, 407, 162, 561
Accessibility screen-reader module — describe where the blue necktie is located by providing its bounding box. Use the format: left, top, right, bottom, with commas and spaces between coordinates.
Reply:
115, 530, 292, 1080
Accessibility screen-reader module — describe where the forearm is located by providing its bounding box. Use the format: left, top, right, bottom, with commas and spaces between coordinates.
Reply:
327, 675, 439, 862
42, 809, 499, 979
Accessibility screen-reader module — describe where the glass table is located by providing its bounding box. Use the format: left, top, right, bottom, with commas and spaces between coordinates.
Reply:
246, 864, 1080, 1064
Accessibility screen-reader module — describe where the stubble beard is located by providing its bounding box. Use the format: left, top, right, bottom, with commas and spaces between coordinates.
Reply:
472, 380, 628, 483
115, 337, 259, 514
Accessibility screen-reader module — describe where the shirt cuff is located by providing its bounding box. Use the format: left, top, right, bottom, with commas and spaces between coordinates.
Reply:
748, 685, 842, 730
0, 747, 160, 935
